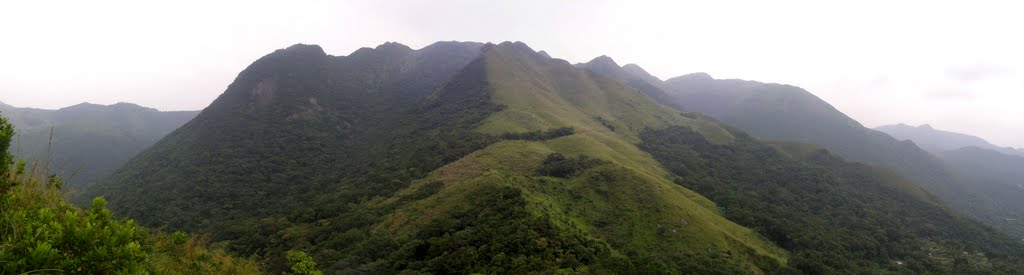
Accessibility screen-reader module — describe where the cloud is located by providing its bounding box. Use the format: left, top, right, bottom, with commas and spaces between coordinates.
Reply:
947, 64, 1013, 82
925, 88, 975, 100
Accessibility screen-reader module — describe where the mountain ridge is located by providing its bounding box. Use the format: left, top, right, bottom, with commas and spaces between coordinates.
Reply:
0, 101, 198, 188
84, 41, 789, 273
877, 123, 1024, 156
580, 58, 1024, 239
81, 41, 1024, 273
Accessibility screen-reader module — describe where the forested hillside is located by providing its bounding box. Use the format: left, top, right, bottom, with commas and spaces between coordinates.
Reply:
81, 41, 1024, 273
0, 102, 197, 189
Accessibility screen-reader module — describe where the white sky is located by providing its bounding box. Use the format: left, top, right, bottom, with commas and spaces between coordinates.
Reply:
1, 0, 1021, 148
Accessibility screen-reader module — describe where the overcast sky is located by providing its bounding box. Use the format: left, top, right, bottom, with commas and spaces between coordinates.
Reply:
1, 0, 1021, 148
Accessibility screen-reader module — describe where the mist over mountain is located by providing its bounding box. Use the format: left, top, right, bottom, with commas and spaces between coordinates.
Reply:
877, 123, 1024, 157
875, 124, 1024, 220
0, 101, 197, 188
70, 41, 1024, 273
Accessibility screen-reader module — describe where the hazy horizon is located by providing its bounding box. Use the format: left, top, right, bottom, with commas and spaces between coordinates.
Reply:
1, 0, 1021, 148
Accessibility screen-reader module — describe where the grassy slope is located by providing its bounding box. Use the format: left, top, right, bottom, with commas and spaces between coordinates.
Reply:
380, 43, 787, 273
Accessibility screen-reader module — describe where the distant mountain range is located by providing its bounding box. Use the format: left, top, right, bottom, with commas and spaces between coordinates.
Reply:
876, 123, 1024, 157
0, 101, 197, 189
577, 56, 1024, 240
73, 41, 1024, 273
875, 124, 1024, 230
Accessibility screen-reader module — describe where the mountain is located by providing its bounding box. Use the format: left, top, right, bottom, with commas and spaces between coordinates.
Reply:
936, 147, 1024, 229
576, 56, 679, 110
876, 123, 1024, 156
939, 147, 1024, 189
0, 101, 198, 188
83, 42, 1024, 273
610, 71, 1024, 239
84, 41, 786, 273
875, 124, 1024, 226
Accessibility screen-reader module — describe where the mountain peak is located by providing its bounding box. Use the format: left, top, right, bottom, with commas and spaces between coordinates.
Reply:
622, 63, 661, 83
587, 55, 619, 68
109, 102, 159, 112
683, 72, 713, 80
62, 102, 104, 110
484, 41, 551, 62
665, 72, 714, 84
621, 63, 645, 73
280, 43, 326, 57
56, 102, 156, 113
375, 41, 413, 52
578, 55, 627, 79
494, 41, 538, 55
919, 124, 933, 130
422, 41, 485, 52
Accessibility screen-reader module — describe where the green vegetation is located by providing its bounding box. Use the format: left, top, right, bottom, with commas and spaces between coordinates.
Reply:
385, 185, 608, 274
640, 125, 1024, 273
395, 140, 791, 273
536, 152, 606, 178
284, 250, 322, 275
500, 127, 574, 141
0, 114, 260, 274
